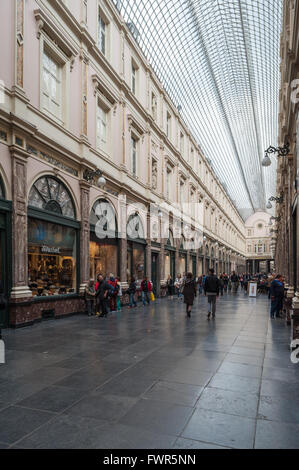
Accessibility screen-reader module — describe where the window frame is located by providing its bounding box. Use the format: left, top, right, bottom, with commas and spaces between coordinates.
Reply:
39, 34, 70, 127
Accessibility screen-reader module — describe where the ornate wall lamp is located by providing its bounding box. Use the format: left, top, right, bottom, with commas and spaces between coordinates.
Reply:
83, 168, 106, 188
269, 216, 281, 226
262, 143, 290, 167
266, 195, 284, 209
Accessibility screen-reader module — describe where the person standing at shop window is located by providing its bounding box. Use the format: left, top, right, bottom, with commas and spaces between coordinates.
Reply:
166, 274, 174, 299
95, 274, 111, 318
175, 273, 183, 300
128, 277, 137, 309
141, 276, 152, 306
85, 279, 96, 316
270, 274, 284, 319
108, 274, 118, 313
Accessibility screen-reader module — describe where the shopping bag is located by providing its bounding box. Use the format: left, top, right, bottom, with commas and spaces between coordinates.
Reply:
150, 292, 155, 301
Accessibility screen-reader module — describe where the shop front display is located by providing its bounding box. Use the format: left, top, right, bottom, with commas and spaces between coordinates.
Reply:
164, 230, 176, 280
27, 176, 79, 298
90, 199, 119, 279
127, 213, 146, 283
0, 177, 11, 328
28, 218, 77, 296
178, 253, 186, 275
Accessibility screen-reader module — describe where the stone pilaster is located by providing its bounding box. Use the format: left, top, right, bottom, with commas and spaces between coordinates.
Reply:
118, 193, 128, 283
15, 0, 25, 89
79, 180, 90, 294
10, 146, 31, 299
145, 211, 151, 280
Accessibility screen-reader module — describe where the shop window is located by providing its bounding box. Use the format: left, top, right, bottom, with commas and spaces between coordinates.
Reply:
127, 213, 144, 240
89, 199, 118, 280
28, 218, 77, 297
28, 176, 75, 219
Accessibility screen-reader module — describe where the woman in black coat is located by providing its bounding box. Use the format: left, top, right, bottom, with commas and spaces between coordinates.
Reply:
182, 272, 197, 318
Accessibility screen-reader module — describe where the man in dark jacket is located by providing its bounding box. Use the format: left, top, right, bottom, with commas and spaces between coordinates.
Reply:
230, 271, 239, 293
270, 274, 284, 319
96, 274, 112, 317
204, 268, 220, 320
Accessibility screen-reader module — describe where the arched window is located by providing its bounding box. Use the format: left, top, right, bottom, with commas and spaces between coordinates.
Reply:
166, 229, 174, 247
90, 199, 117, 237
28, 176, 75, 219
180, 235, 186, 250
205, 244, 209, 256
127, 213, 145, 240
211, 247, 215, 259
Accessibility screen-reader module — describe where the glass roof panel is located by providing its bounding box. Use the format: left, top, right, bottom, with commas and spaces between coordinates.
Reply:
113, 0, 282, 220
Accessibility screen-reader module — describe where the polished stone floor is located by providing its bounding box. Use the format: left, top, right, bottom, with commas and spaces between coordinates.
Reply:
0, 292, 299, 449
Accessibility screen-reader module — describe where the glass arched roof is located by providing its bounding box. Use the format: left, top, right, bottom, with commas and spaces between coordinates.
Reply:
113, 0, 282, 220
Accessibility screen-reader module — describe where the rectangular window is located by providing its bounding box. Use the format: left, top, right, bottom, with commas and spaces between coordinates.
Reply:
131, 64, 136, 94
166, 112, 171, 138
180, 132, 184, 156
97, 104, 107, 149
166, 169, 172, 199
99, 14, 106, 55
131, 136, 137, 175
42, 51, 62, 119
190, 148, 194, 167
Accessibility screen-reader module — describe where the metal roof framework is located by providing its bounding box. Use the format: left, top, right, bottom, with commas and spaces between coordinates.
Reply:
113, 0, 282, 220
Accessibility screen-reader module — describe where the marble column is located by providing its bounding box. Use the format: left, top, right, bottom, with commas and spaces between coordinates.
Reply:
118, 194, 128, 283
10, 147, 32, 299
79, 180, 90, 294
145, 212, 152, 281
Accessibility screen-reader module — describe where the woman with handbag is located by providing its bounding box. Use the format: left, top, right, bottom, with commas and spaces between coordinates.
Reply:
182, 273, 197, 318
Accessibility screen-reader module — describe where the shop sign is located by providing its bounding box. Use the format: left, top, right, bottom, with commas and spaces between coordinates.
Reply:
249, 282, 257, 297
41, 245, 61, 254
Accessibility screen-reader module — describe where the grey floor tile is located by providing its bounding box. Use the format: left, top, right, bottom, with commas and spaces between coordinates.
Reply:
64, 392, 138, 422
15, 414, 108, 449
224, 353, 264, 367
0, 406, 55, 444
143, 381, 203, 407
217, 361, 262, 379
262, 366, 299, 384
182, 408, 255, 449
16, 385, 87, 413
119, 398, 194, 436
196, 387, 259, 418
255, 419, 299, 449
258, 395, 299, 424
163, 367, 213, 387
173, 437, 231, 449
209, 372, 261, 394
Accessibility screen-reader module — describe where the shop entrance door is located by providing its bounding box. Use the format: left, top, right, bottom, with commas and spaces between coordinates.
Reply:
0, 214, 8, 328
151, 252, 158, 295
170, 252, 175, 281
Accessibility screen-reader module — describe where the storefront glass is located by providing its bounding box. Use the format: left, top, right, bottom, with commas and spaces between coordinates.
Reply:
90, 236, 118, 280
28, 218, 77, 296
131, 244, 145, 280
165, 252, 170, 277
178, 255, 186, 275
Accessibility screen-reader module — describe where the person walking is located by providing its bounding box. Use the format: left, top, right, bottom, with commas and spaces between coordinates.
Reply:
166, 274, 174, 299
128, 277, 137, 309
141, 276, 152, 306
231, 271, 239, 293
270, 274, 284, 319
219, 274, 224, 296
198, 275, 203, 295
182, 272, 197, 318
85, 279, 96, 316
116, 278, 122, 311
204, 268, 220, 320
175, 273, 183, 300
223, 273, 228, 293
95, 274, 111, 318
